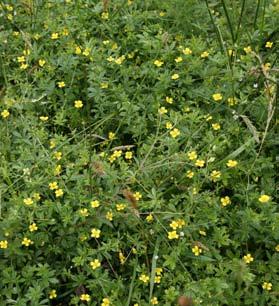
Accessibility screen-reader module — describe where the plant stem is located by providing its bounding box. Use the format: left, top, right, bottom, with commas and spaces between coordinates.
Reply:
221, 0, 235, 43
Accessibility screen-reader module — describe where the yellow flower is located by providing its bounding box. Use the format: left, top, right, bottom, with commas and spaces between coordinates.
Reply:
101, 12, 109, 20
101, 298, 111, 306
106, 211, 113, 221
100, 82, 108, 89
116, 203, 126, 211
166, 122, 173, 129
57, 81, 65, 88
74, 100, 83, 108
0, 240, 8, 249
49, 181, 58, 190
24, 198, 34, 205
170, 220, 179, 230
55, 189, 63, 198
275, 244, 279, 252
170, 128, 180, 138
54, 151, 62, 160
119, 251, 126, 264
20, 63, 28, 70
39, 59, 46, 67
107, 56, 114, 62
186, 170, 194, 178
1, 109, 10, 118
50, 140, 56, 149
90, 259, 101, 270
22, 237, 33, 247
199, 230, 207, 236
212, 93, 222, 101
7, 14, 13, 21
113, 150, 122, 158
49, 289, 57, 299
171, 73, 179, 80
212, 123, 221, 130
75, 46, 82, 54
23, 48, 30, 55
228, 49, 235, 56
146, 214, 153, 222
155, 267, 163, 275
154, 275, 161, 284
187, 150, 197, 160
29, 223, 38, 232
83, 47, 91, 56
125, 151, 133, 159
80, 208, 89, 217
133, 192, 142, 200
34, 33, 40, 40
226, 160, 238, 168
259, 194, 270, 203
165, 96, 173, 104
262, 282, 272, 291
62, 28, 69, 36
243, 254, 254, 264
263, 63, 271, 72
115, 55, 125, 65
182, 48, 192, 55
91, 200, 100, 208
158, 106, 168, 115
17, 56, 25, 63
108, 132, 115, 140
265, 41, 273, 48
39, 116, 48, 121
151, 297, 158, 305
227, 97, 237, 106
91, 228, 101, 238
205, 114, 212, 121
244, 46, 252, 54
175, 56, 183, 63
195, 159, 205, 167
109, 153, 117, 163
54, 165, 62, 175
192, 245, 202, 256
51, 33, 59, 40
6, 4, 13, 11
159, 11, 165, 16
221, 196, 231, 207
168, 230, 179, 240
80, 294, 91, 302
153, 59, 164, 67
210, 170, 221, 182
139, 273, 149, 283
201, 51, 209, 58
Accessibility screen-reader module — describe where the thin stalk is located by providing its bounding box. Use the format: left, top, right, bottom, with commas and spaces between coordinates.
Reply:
0, 55, 8, 87
259, 0, 267, 39
235, 0, 246, 43
205, 0, 225, 54
253, 0, 261, 29
221, 0, 235, 43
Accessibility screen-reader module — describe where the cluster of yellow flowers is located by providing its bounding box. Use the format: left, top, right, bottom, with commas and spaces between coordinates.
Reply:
49, 181, 63, 198
168, 219, 185, 240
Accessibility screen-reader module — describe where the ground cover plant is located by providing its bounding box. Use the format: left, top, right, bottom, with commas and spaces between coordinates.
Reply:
0, 0, 278, 305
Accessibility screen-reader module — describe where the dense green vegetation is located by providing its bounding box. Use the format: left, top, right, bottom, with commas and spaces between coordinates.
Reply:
0, 0, 278, 305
